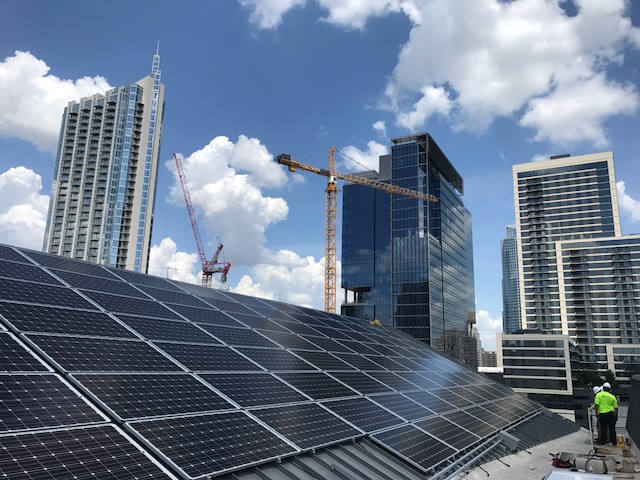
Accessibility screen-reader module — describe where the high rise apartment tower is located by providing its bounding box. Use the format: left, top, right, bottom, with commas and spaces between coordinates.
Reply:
342, 133, 476, 361
43, 52, 165, 273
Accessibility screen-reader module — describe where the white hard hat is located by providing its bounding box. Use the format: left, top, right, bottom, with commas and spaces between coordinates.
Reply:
592, 386, 601, 394
603, 382, 611, 389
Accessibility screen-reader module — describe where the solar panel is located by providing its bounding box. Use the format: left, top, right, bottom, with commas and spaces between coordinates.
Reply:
369, 393, 434, 421
117, 315, 220, 344
251, 403, 361, 450
26, 334, 179, 372
463, 405, 511, 429
332, 352, 386, 371
403, 390, 457, 414
136, 284, 211, 308
365, 355, 409, 371
83, 291, 181, 320
443, 410, 496, 437
326, 371, 393, 395
274, 372, 357, 400
215, 291, 273, 310
322, 397, 404, 432
290, 350, 355, 371
0, 302, 135, 338
0, 259, 62, 286
127, 412, 297, 478
454, 385, 487, 404
274, 319, 321, 336
367, 371, 420, 391
171, 304, 243, 326
310, 325, 353, 340
156, 342, 258, 372
0, 373, 105, 432
0, 333, 50, 372
72, 373, 234, 420
198, 324, 276, 348
22, 249, 116, 277
205, 298, 258, 316
200, 372, 308, 407
338, 339, 381, 355
372, 424, 457, 471
235, 347, 315, 371
51, 268, 149, 297
300, 335, 354, 353
0, 245, 29, 263
0, 425, 174, 479
110, 268, 184, 291
414, 416, 480, 450
433, 388, 474, 409
0, 278, 95, 309
258, 329, 323, 350
395, 371, 439, 390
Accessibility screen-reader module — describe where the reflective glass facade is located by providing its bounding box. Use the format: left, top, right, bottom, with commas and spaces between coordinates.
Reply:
342, 134, 475, 360
501, 226, 521, 333
43, 53, 165, 273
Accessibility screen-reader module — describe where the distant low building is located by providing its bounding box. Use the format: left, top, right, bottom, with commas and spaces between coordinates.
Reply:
482, 350, 498, 368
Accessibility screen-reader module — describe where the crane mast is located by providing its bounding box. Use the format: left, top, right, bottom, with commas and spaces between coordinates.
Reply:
173, 153, 231, 287
276, 147, 437, 313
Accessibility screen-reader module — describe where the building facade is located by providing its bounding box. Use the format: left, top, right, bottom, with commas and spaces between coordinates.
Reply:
43, 52, 165, 273
513, 152, 640, 379
501, 225, 521, 333
341, 133, 476, 361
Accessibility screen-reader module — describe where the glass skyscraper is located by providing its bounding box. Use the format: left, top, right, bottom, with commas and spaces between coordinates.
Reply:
342, 133, 476, 360
501, 225, 521, 333
43, 52, 165, 273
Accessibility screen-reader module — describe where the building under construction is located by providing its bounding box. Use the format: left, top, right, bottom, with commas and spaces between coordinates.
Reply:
341, 133, 477, 366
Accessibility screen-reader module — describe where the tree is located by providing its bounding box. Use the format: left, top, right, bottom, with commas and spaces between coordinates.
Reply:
604, 370, 618, 389
574, 370, 603, 388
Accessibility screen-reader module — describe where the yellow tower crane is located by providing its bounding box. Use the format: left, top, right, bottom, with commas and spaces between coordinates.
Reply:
276, 146, 437, 313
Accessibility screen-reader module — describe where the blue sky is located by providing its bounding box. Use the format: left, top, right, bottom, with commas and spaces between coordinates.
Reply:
1, 0, 639, 350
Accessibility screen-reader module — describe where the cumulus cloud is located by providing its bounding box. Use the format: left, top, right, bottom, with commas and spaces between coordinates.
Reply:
148, 237, 201, 284
339, 140, 387, 171
0, 51, 111, 152
396, 85, 452, 130
239, 0, 306, 29
373, 120, 387, 137
316, 0, 421, 29
617, 181, 640, 223
0, 166, 49, 249
476, 309, 503, 351
168, 135, 290, 267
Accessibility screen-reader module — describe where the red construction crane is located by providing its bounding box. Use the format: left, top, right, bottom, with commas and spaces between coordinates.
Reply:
173, 153, 231, 287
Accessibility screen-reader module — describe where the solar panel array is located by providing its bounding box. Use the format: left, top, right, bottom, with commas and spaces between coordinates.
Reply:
0, 245, 541, 479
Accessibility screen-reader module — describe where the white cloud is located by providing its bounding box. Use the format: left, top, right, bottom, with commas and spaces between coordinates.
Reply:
396, 85, 452, 130
617, 181, 640, 223
373, 120, 387, 137
476, 309, 503, 351
316, 0, 421, 29
0, 166, 49, 249
0, 51, 110, 152
168, 136, 290, 267
239, 0, 306, 29
384, 0, 640, 145
339, 140, 387, 171
148, 237, 201, 284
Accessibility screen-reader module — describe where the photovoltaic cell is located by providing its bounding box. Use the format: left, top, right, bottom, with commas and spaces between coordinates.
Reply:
366, 355, 409, 371
228, 314, 291, 332
274, 320, 321, 337
0, 333, 49, 372
300, 335, 353, 353
52, 269, 148, 298
323, 397, 404, 432
433, 388, 474, 409
463, 405, 511, 429
83, 291, 181, 320
0, 245, 29, 263
157, 342, 258, 372
235, 347, 316, 371
201, 372, 308, 407
26, 334, 179, 372
0, 279, 95, 309
0, 425, 173, 479
332, 352, 386, 371
198, 324, 276, 348
0, 374, 104, 432
311, 325, 353, 340
128, 412, 296, 479
110, 268, 184, 291
251, 403, 361, 450
370, 393, 433, 421
454, 385, 487, 404
22, 250, 115, 278
327, 371, 393, 395
338, 339, 381, 355
72, 373, 234, 420
206, 299, 258, 316
396, 372, 438, 390
0, 259, 62, 286
372, 424, 457, 471
367, 371, 420, 391
117, 315, 220, 344
0, 302, 135, 338
274, 372, 357, 400
414, 416, 480, 450
403, 390, 456, 414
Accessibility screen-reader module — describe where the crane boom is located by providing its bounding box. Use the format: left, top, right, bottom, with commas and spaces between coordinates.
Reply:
276, 147, 437, 313
173, 153, 231, 287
